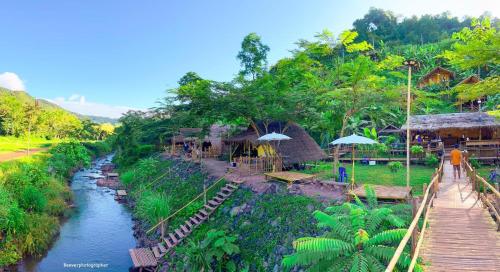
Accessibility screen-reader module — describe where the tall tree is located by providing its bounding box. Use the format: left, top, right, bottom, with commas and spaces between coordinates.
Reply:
237, 33, 270, 80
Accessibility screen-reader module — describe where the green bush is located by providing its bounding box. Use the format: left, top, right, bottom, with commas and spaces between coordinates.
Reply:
135, 191, 171, 226
410, 145, 424, 155
20, 213, 59, 256
388, 161, 403, 172
83, 141, 112, 157
48, 141, 90, 178
19, 185, 47, 213
469, 157, 481, 169
424, 154, 439, 167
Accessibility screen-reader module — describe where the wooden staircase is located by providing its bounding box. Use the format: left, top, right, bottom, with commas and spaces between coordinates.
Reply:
130, 180, 240, 269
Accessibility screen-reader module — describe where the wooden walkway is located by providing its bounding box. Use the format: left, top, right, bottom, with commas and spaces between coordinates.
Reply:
130, 180, 241, 269
421, 163, 500, 271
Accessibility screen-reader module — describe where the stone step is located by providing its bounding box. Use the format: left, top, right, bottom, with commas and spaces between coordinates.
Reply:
185, 220, 194, 228
208, 200, 220, 207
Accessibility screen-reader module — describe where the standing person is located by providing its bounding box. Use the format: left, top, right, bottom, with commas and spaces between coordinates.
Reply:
450, 144, 462, 180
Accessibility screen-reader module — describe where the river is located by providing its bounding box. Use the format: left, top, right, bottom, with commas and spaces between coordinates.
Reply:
18, 156, 136, 272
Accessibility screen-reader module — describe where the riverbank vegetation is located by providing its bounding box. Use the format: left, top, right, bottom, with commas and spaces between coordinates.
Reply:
0, 141, 109, 267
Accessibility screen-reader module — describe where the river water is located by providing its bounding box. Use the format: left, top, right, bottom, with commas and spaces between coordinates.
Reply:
19, 156, 136, 272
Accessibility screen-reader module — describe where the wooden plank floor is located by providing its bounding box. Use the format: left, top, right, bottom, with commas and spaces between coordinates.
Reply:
421, 163, 500, 271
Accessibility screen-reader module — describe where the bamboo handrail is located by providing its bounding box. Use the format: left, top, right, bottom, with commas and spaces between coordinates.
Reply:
386, 157, 444, 272
408, 191, 434, 271
146, 174, 228, 234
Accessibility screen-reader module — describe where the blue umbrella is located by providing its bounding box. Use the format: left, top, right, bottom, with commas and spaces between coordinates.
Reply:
330, 134, 378, 187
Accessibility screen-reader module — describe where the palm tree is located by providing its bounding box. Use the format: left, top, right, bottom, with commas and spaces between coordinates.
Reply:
282, 186, 420, 272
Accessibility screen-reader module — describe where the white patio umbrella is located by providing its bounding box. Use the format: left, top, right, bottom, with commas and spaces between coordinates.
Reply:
257, 132, 292, 141
257, 132, 292, 172
330, 134, 378, 188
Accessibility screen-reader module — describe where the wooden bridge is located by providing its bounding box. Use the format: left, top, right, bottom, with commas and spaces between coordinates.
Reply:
386, 157, 500, 271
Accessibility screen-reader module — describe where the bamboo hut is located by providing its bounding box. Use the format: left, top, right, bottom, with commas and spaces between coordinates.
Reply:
401, 112, 500, 160
417, 67, 455, 88
456, 75, 483, 112
225, 121, 326, 173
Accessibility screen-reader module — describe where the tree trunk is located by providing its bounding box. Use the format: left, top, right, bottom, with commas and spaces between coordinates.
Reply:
333, 111, 351, 179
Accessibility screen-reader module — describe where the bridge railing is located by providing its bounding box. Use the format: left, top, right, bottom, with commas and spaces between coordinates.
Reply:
462, 157, 500, 231
386, 156, 444, 272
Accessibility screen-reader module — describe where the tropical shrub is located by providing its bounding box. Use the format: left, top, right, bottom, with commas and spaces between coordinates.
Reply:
48, 141, 90, 177
282, 186, 418, 271
469, 157, 481, 169
410, 145, 424, 155
424, 154, 439, 167
185, 229, 240, 272
388, 161, 403, 172
19, 185, 47, 213
135, 190, 171, 226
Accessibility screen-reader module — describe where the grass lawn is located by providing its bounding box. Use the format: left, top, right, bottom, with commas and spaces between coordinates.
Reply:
0, 136, 59, 154
302, 162, 436, 195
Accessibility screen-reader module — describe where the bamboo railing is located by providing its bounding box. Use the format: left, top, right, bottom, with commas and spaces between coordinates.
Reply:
146, 174, 229, 235
462, 157, 500, 231
232, 156, 283, 175
386, 157, 444, 272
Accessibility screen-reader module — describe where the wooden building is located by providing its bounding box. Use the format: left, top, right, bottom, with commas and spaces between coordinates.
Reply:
225, 121, 326, 172
455, 75, 483, 112
417, 67, 455, 88
402, 112, 499, 160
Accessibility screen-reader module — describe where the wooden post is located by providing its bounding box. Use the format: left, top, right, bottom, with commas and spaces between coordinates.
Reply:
160, 218, 165, 240
406, 64, 412, 189
410, 197, 419, 257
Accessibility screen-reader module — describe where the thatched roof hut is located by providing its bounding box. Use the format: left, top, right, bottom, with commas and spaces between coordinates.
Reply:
401, 112, 499, 131
379, 125, 401, 135
225, 121, 326, 165
401, 112, 499, 146
417, 66, 455, 88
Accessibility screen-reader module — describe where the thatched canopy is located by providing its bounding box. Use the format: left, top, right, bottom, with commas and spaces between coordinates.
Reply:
173, 128, 203, 143
225, 121, 326, 164
401, 112, 499, 131
379, 125, 401, 134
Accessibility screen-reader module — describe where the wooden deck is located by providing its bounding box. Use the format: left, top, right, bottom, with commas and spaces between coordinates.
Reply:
129, 248, 157, 270
264, 171, 316, 185
421, 163, 500, 271
350, 184, 412, 201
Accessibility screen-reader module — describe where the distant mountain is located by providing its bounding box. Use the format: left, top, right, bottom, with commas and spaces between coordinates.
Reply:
74, 113, 119, 124
0, 87, 118, 124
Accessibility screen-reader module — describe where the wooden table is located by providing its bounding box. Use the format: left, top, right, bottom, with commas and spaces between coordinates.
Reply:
350, 184, 412, 201
264, 171, 316, 185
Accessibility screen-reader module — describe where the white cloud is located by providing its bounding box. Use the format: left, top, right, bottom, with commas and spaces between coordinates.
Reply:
47, 94, 141, 119
0, 72, 26, 90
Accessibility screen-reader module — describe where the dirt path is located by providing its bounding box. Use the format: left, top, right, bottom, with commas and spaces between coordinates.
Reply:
0, 148, 48, 162
201, 158, 343, 202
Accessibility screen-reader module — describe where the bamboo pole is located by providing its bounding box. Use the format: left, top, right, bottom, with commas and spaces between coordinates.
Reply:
406, 64, 412, 189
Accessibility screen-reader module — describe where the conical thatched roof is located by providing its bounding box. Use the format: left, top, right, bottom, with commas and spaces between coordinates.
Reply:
225, 121, 326, 164
401, 112, 499, 131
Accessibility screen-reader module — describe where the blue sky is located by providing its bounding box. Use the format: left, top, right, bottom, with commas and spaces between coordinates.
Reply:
0, 0, 498, 118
